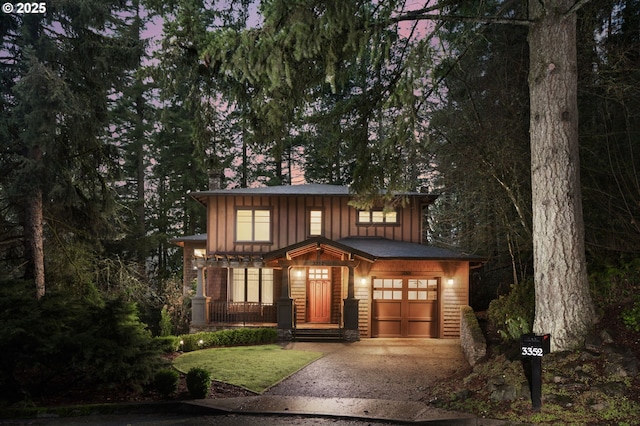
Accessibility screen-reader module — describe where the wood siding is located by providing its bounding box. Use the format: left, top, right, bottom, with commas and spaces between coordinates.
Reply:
206, 194, 426, 254
363, 260, 469, 338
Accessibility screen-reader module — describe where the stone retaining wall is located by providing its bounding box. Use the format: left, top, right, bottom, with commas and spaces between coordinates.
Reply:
460, 305, 486, 366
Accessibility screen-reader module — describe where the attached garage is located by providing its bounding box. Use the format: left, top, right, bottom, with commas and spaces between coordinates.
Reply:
372, 277, 439, 338
338, 237, 485, 339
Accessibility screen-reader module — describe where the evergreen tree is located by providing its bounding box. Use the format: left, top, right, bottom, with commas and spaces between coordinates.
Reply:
428, 0, 532, 298
204, 0, 598, 350
578, 0, 640, 258
0, 1, 142, 298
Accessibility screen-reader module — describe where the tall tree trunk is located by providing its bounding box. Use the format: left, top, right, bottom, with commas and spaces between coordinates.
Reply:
24, 147, 45, 299
528, 0, 596, 351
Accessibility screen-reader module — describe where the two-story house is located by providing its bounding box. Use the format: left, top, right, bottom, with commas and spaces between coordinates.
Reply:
173, 183, 484, 341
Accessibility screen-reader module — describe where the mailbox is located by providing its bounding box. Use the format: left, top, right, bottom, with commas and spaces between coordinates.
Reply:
520, 333, 551, 410
521, 334, 551, 357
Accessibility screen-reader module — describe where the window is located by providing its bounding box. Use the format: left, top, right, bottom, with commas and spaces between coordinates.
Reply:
231, 268, 274, 303
358, 209, 398, 224
373, 278, 403, 300
236, 209, 271, 242
309, 209, 323, 236
372, 277, 439, 301
308, 268, 329, 279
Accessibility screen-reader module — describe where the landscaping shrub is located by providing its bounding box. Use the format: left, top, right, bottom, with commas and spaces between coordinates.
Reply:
154, 368, 180, 397
622, 299, 640, 332
178, 328, 277, 352
158, 306, 173, 336
487, 279, 534, 341
589, 258, 640, 308
186, 367, 211, 398
0, 279, 164, 404
156, 335, 181, 353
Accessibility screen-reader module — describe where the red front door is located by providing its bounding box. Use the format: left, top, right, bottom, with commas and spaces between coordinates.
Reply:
308, 268, 331, 323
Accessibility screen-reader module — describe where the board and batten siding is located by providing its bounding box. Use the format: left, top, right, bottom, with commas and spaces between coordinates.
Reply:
206, 194, 426, 254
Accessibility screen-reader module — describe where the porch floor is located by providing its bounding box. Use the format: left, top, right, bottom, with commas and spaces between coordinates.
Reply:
295, 323, 341, 329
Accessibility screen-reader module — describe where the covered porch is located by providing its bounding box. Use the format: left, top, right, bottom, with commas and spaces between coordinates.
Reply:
190, 237, 372, 341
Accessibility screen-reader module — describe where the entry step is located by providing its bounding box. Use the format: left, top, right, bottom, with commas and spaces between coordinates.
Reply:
293, 328, 345, 341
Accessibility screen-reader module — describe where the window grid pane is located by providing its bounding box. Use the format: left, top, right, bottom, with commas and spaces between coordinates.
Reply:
232, 269, 245, 302
246, 268, 260, 302
358, 211, 370, 223
309, 210, 322, 235
236, 210, 253, 241
253, 210, 270, 241
262, 269, 274, 304
371, 211, 384, 223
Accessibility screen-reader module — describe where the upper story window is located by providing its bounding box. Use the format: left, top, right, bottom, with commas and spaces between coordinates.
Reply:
357, 209, 398, 225
309, 209, 323, 236
236, 208, 271, 242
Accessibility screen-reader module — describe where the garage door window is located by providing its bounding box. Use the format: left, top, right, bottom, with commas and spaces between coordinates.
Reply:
373, 278, 403, 300
408, 279, 438, 300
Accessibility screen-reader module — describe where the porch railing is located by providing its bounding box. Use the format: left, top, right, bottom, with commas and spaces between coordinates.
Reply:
208, 301, 277, 325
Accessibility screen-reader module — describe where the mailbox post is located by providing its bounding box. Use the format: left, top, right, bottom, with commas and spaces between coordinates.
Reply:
521, 334, 551, 410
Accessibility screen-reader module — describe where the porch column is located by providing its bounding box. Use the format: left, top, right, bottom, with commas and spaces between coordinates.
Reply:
191, 259, 209, 328
277, 265, 294, 339
343, 265, 360, 341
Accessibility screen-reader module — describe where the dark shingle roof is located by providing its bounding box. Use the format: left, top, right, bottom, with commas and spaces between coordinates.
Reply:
169, 233, 207, 246
191, 183, 351, 197
337, 237, 485, 260
189, 184, 437, 206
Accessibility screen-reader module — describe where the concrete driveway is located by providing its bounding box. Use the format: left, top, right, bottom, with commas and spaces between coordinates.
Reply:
266, 338, 471, 402
186, 339, 506, 424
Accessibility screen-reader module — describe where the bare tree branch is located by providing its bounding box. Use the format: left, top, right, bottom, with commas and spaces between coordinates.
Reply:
565, 0, 594, 19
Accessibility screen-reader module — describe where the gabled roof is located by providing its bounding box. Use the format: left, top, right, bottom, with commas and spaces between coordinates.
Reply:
337, 237, 486, 261
189, 183, 437, 205
262, 236, 484, 262
169, 233, 206, 247
262, 236, 376, 262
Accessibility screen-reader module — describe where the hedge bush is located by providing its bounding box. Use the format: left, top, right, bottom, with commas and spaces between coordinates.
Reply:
177, 328, 277, 352
186, 367, 211, 398
155, 335, 182, 353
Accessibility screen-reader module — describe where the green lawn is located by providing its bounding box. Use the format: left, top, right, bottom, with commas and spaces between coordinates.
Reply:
173, 344, 323, 393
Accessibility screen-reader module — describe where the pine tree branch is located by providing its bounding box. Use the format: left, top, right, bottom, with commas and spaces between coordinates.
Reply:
391, 12, 532, 27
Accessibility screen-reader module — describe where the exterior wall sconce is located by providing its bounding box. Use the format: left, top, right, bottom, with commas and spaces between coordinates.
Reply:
447, 278, 455, 286
360, 278, 367, 285
296, 269, 303, 278
192, 248, 207, 269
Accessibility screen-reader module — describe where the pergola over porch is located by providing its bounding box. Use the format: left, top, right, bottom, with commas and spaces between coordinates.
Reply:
190, 236, 374, 341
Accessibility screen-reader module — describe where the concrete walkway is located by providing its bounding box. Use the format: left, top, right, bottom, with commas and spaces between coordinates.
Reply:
187, 339, 507, 424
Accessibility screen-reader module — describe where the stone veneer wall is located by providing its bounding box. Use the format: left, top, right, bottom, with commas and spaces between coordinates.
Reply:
460, 305, 487, 366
